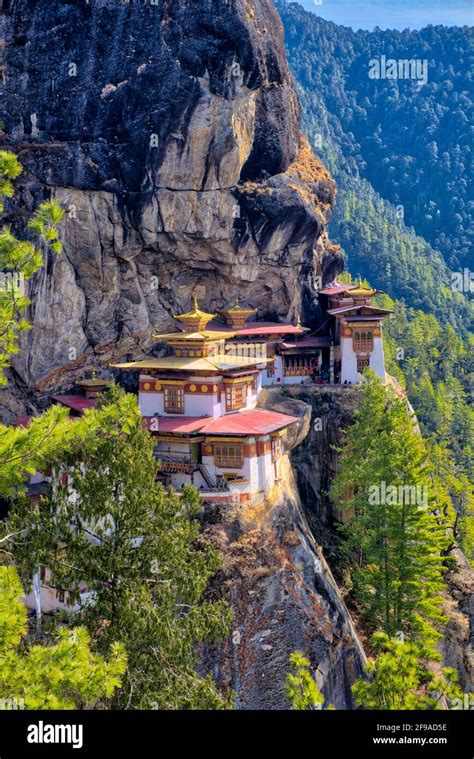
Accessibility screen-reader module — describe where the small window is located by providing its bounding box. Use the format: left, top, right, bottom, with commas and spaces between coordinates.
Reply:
357, 357, 370, 374
225, 383, 247, 411
353, 331, 373, 352
214, 443, 244, 469
164, 386, 184, 414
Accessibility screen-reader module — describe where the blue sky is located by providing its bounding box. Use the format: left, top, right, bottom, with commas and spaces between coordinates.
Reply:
297, 0, 474, 30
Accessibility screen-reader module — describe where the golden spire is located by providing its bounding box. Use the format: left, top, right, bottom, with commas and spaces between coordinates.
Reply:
296, 311, 302, 328
221, 297, 256, 328
174, 297, 216, 332
76, 370, 111, 397
351, 277, 377, 298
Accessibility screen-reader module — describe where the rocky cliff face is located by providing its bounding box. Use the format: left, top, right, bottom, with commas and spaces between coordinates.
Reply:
442, 549, 474, 693
0, 0, 342, 416
201, 455, 366, 709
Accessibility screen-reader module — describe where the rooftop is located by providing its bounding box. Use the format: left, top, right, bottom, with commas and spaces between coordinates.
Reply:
327, 304, 392, 317
143, 416, 209, 434
143, 408, 299, 436
281, 336, 332, 349
14, 415, 33, 427
51, 395, 97, 414
112, 354, 268, 373
221, 298, 256, 316
152, 330, 233, 342
318, 283, 356, 296
207, 320, 308, 337
76, 372, 112, 388
201, 409, 299, 435
174, 297, 215, 322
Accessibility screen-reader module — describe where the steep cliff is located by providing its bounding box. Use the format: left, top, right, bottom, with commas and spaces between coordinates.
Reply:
0, 0, 342, 417
442, 549, 474, 693
201, 448, 366, 709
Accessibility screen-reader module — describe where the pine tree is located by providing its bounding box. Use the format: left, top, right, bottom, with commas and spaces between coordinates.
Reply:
0, 392, 138, 499
5, 387, 233, 710
285, 651, 328, 710
332, 372, 450, 646
352, 633, 461, 710
0, 565, 126, 709
0, 151, 63, 385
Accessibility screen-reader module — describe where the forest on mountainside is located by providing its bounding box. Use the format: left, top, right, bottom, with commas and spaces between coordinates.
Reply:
277, 1, 473, 334
276, 1, 473, 560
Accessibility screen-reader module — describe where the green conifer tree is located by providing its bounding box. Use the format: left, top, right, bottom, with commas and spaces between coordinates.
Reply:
332, 372, 450, 646
352, 633, 461, 710
285, 651, 327, 710
5, 388, 233, 710
0, 565, 126, 709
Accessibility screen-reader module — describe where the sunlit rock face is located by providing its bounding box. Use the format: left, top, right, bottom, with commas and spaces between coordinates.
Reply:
200, 454, 366, 710
0, 0, 342, 407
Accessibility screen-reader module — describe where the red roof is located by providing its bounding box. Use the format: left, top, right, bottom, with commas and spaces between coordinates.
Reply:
207, 320, 305, 337
199, 409, 298, 435
236, 323, 305, 337
51, 395, 97, 414
143, 409, 298, 436
143, 416, 211, 433
14, 415, 33, 428
319, 284, 355, 296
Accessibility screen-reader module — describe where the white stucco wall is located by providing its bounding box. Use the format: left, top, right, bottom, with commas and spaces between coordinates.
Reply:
282, 374, 311, 385
340, 336, 386, 384
262, 355, 284, 386
140, 375, 259, 418
257, 448, 274, 492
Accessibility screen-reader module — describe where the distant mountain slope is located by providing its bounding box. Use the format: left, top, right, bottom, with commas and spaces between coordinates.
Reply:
277, 1, 473, 333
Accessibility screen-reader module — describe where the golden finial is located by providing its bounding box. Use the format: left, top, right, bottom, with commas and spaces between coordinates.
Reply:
296, 311, 302, 328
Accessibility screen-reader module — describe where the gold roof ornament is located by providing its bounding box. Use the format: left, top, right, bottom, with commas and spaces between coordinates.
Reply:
223, 297, 256, 315
76, 371, 112, 398
350, 277, 378, 297
76, 370, 111, 388
173, 297, 216, 332
221, 297, 256, 328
